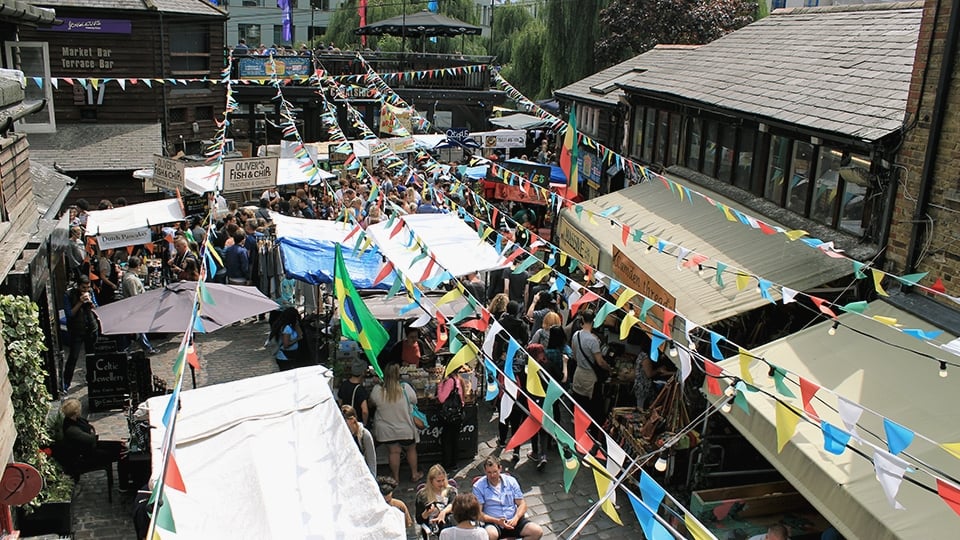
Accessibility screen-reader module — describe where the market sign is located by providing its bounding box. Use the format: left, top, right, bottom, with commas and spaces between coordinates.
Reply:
237, 57, 312, 79
494, 160, 551, 188
476, 130, 525, 149
152, 156, 185, 192
578, 151, 603, 182
611, 245, 676, 324
221, 157, 279, 193
97, 228, 151, 251
557, 217, 600, 268
39, 18, 132, 34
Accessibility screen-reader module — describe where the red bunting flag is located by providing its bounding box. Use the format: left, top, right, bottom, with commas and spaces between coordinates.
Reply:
705, 360, 723, 396
621, 224, 629, 245
503, 247, 525, 264
757, 220, 776, 235
143, 242, 154, 254
662, 309, 675, 339
388, 219, 405, 239
932, 277, 947, 294
343, 223, 362, 242
419, 257, 436, 282
505, 400, 543, 451
460, 310, 490, 332
164, 452, 186, 492
186, 347, 200, 371
126, 245, 135, 255
799, 377, 820, 421
490, 207, 499, 229
573, 404, 593, 455
809, 296, 837, 319
938, 478, 960, 517
570, 290, 599, 317
435, 311, 448, 352
372, 261, 394, 286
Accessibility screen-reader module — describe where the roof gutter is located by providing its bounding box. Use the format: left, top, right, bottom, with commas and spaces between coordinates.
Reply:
905, 0, 960, 274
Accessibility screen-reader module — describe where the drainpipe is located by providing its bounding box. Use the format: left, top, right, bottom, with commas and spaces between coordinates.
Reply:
158, 9, 170, 155
905, 0, 960, 274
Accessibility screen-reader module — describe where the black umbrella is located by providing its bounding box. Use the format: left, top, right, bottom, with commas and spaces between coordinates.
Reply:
96, 281, 279, 335
354, 11, 482, 38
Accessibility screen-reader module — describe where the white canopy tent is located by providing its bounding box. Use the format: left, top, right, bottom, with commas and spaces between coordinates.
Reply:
181, 160, 337, 195
366, 213, 508, 281
84, 198, 184, 235
271, 211, 355, 241
146, 366, 404, 539
716, 300, 960, 540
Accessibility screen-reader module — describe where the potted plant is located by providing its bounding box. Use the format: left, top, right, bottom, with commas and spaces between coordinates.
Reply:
1, 295, 75, 535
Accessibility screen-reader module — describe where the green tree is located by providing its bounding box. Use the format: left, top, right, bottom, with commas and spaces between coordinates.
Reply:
542, 0, 602, 92
489, 4, 534, 65
595, 0, 757, 67
326, 0, 483, 54
500, 19, 547, 99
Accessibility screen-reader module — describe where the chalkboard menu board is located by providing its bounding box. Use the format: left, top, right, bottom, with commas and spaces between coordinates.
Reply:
416, 402, 479, 462
86, 352, 129, 412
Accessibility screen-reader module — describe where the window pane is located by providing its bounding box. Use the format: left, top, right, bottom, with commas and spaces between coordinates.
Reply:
642, 109, 655, 162
274, 25, 295, 46
717, 124, 735, 182
686, 117, 701, 170
171, 29, 208, 53
765, 135, 792, 204
734, 129, 754, 189
668, 113, 681, 166
702, 121, 718, 175
631, 107, 644, 158
239, 24, 261, 44
655, 110, 669, 164
839, 153, 870, 235
786, 141, 814, 214
811, 147, 843, 226
16, 46, 51, 126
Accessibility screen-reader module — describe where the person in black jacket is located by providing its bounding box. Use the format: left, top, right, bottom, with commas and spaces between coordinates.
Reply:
58, 398, 129, 490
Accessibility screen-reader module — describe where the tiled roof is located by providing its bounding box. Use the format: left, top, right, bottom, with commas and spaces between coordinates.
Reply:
617, 2, 923, 142
554, 45, 700, 107
0, 0, 56, 25
32, 0, 225, 17
29, 123, 162, 171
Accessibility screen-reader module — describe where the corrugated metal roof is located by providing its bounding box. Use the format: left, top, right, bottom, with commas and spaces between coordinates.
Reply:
29, 123, 162, 171
561, 177, 851, 325
554, 45, 700, 107
616, 2, 923, 142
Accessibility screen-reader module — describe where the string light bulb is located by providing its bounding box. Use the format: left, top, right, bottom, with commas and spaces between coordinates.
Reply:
828, 321, 840, 336
940, 361, 949, 378
697, 264, 705, 277
724, 385, 736, 397
646, 245, 654, 254
609, 219, 617, 229
721, 397, 735, 414
668, 342, 678, 357
654, 456, 668, 472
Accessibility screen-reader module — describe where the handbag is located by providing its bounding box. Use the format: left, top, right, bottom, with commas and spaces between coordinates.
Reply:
403, 382, 429, 429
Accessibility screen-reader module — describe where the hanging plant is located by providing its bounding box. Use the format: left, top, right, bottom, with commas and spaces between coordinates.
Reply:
0, 295, 72, 506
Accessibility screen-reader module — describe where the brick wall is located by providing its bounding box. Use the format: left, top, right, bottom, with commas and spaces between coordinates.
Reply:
889, 0, 960, 298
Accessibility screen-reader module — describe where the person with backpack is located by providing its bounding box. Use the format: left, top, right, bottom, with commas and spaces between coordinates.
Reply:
570, 309, 611, 454
437, 367, 466, 470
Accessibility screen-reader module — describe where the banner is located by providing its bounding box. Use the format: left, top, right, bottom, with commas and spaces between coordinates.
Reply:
474, 130, 526, 149
152, 156, 185, 192
237, 57, 312, 79
97, 227, 151, 250
221, 157, 279, 193
379, 102, 413, 136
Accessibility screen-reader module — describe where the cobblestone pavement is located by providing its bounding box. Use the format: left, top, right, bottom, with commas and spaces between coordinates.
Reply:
44, 320, 644, 539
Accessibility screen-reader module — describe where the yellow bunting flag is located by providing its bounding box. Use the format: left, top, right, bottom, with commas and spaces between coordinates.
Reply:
526, 358, 546, 397
436, 287, 463, 307
615, 288, 637, 309
721, 205, 737, 222
478, 226, 495, 243
685, 514, 713, 540
559, 252, 568, 266
528, 267, 552, 283
620, 312, 639, 340
872, 268, 889, 296
736, 273, 751, 291
585, 455, 622, 525
942, 443, 960, 461
445, 342, 477, 377
775, 402, 802, 453
739, 349, 754, 385
404, 277, 415, 296
588, 211, 598, 225
872, 315, 898, 326
784, 230, 808, 241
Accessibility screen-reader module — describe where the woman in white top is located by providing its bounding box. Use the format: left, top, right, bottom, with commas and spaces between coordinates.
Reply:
370, 363, 422, 483
439, 493, 487, 540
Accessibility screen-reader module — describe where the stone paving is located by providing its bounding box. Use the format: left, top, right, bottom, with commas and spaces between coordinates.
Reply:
40, 320, 645, 539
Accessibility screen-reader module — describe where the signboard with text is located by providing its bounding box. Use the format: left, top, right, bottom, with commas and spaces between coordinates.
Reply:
557, 218, 600, 268
237, 57, 312, 79
611, 245, 676, 324
475, 130, 526, 149
152, 156, 185, 192
86, 352, 129, 412
222, 157, 279, 193
97, 227, 151, 250
39, 18, 132, 34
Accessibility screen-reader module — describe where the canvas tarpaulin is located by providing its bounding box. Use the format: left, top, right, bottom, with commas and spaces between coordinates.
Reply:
84, 198, 184, 236
716, 300, 960, 540
146, 366, 404, 539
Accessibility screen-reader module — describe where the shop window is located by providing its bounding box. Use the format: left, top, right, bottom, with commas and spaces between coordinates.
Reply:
170, 28, 210, 74
811, 146, 843, 226
655, 110, 669, 164
4, 42, 55, 133
195, 106, 214, 121
765, 135, 792, 204
631, 107, 645, 159
685, 117, 701, 170
668, 113, 681, 166
786, 141, 814, 214
702, 120, 719, 176
238, 24, 261, 46
838, 153, 870, 235
642, 109, 655, 162
717, 124, 736, 183
170, 108, 187, 123
274, 25, 295, 46
734, 128, 754, 190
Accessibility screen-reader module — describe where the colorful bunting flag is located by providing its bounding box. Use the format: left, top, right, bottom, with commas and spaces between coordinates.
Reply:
334, 244, 389, 377
775, 402, 801, 453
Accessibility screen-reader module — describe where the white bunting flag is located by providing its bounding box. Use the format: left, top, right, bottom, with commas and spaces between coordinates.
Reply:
873, 449, 909, 510
677, 347, 692, 384
781, 287, 798, 304
837, 396, 864, 443
482, 320, 504, 359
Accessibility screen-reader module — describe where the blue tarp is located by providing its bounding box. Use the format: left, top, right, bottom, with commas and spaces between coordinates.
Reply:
277, 236, 395, 289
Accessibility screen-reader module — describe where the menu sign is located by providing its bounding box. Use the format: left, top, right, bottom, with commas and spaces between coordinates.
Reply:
557, 217, 600, 267
611, 246, 676, 324
86, 352, 129, 412
152, 156, 185, 191
221, 157, 278, 193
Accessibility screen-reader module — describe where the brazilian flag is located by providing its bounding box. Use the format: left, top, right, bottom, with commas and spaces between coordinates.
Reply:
334, 244, 389, 377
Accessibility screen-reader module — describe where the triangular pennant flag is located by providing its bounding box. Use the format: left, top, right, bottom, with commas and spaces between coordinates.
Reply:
841, 300, 868, 314
638, 297, 655, 322
505, 401, 543, 451
837, 396, 864, 442
937, 478, 960, 517
704, 360, 722, 396
649, 332, 666, 363
897, 272, 928, 286
799, 377, 820, 420
883, 418, 915, 455
822, 421, 852, 455
710, 332, 723, 360
573, 404, 594, 454
772, 367, 796, 398
483, 358, 500, 401
677, 347, 692, 384
589, 458, 623, 525
198, 280, 215, 306
445, 342, 477, 377
775, 401, 801, 453
872, 268, 889, 296
932, 277, 947, 294
155, 491, 177, 532
735, 273, 751, 291
615, 288, 637, 309
874, 449, 908, 510
185, 346, 200, 371
715, 262, 727, 288
503, 339, 519, 381
685, 513, 714, 540
942, 442, 960, 461
592, 302, 617, 328
620, 311, 639, 340
164, 451, 187, 492
733, 382, 750, 413
525, 358, 546, 397
738, 349, 754, 385
627, 491, 671, 540
781, 287, 798, 304
373, 261, 394, 286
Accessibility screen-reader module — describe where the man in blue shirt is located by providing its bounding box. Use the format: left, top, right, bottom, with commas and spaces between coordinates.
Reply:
224, 232, 251, 285
473, 456, 543, 539
416, 191, 443, 214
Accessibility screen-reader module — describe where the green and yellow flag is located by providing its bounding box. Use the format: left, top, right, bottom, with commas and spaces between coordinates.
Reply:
334, 244, 389, 377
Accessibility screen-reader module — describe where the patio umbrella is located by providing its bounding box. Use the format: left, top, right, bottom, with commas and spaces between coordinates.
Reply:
96, 281, 279, 335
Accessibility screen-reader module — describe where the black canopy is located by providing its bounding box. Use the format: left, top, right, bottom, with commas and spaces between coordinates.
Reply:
355, 11, 482, 38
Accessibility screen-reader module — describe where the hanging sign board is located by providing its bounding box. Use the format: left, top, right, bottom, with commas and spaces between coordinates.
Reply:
556, 217, 600, 268
221, 156, 279, 193
97, 227, 151, 250
611, 245, 676, 323
152, 156, 185, 192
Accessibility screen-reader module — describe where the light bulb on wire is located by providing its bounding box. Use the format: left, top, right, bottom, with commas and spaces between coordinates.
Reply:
724, 385, 736, 397
940, 361, 949, 378
668, 342, 678, 357
654, 456, 668, 472
721, 396, 735, 414
609, 219, 617, 229
697, 264, 705, 277
828, 321, 839, 336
